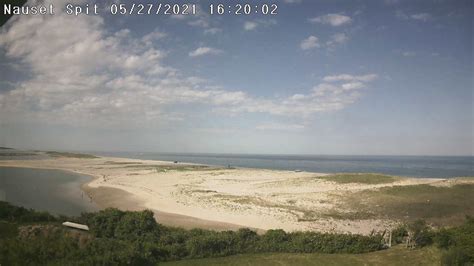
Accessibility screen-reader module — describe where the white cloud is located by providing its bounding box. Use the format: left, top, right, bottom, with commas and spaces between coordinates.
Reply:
204, 27, 222, 35
0, 2, 377, 127
211, 91, 247, 105
171, 14, 188, 20
188, 18, 209, 28
323, 74, 378, 82
309, 14, 352, 26
342, 81, 365, 90
114, 29, 130, 38
402, 51, 416, 57
244, 21, 258, 31
410, 13, 432, 21
0, 7, 229, 126
396, 10, 432, 22
189, 47, 223, 57
331, 33, 349, 44
243, 19, 277, 31
217, 73, 377, 117
300, 35, 320, 50
326, 33, 349, 47
290, 94, 306, 101
141, 29, 167, 45
170, 5, 217, 33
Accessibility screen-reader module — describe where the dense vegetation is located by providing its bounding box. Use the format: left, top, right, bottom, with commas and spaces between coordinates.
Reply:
0, 152, 38, 156
0, 201, 472, 265
0, 202, 383, 265
0, 201, 58, 223
45, 151, 99, 159
435, 218, 474, 265
389, 218, 474, 265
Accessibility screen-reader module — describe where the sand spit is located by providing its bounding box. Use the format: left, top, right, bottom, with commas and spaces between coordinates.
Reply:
0, 156, 463, 235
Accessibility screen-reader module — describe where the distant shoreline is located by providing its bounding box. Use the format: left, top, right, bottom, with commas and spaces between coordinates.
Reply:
89, 151, 474, 178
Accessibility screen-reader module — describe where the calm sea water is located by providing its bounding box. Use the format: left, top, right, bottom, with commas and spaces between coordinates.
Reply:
95, 152, 473, 178
0, 167, 98, 216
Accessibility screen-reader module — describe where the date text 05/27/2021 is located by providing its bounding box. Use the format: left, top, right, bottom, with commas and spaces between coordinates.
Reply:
3, 3, 278, 16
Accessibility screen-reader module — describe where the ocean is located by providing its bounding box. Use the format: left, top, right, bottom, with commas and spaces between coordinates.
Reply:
94, 152, 474, 179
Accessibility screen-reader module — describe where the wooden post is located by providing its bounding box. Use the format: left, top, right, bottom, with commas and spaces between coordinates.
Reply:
388, 230, 392, 248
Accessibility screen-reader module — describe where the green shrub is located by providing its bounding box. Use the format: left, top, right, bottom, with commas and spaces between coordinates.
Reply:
260, 229, 288, 251
435, 228, 453, 249
435, 217, 474, 265
236, 228, 258, 252
442, 247, 471, 266
392, 224, 408, 244
0, 202, 388, 264
186, 231, 238, 258
409, 220, 433, 247
0, 201, 57, 223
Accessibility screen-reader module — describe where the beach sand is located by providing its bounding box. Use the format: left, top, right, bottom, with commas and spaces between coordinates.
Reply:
0, 155, 464, 235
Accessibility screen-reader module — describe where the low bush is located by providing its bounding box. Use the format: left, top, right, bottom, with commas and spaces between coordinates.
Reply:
0, 201, 57, 223
2, 201, 472, 265
409, 219, 434, 247
391, 224, 408, 245
434, 216, 474, 265
0, 201, 389, 265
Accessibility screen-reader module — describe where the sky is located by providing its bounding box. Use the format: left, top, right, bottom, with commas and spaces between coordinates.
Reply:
0, 0, 472, 155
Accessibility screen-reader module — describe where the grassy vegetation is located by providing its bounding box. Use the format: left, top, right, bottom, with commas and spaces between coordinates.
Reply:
0, 221, 18, 239
1, 201, 473, 265
318, 173, 399, 184
329, 184, 474, 226
0, 152, 38, 156
163, 245, 441, 266
102, 161, 219, 172
45, 151, 99, 159
213, 182, 473, 224
0, 201, 385, 265
104, 161, 143, 165
436, 217, 474, 265
124, 164, 214, 172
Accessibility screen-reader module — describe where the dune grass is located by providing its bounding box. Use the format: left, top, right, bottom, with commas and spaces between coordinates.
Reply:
45, 151, 99, 159
123, 164, 214, 172
104, 161, 143, 165
163, 245, 441, 266
318, 173, 399, 184
329, 183, 474, 226
0, 152, 37, 156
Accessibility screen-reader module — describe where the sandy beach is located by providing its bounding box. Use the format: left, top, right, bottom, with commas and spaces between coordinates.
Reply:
0, 155, 470, 235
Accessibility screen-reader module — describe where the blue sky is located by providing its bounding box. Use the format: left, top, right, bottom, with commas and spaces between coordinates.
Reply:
0, 0, 472, 155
